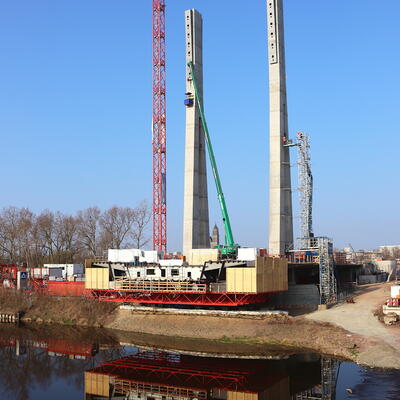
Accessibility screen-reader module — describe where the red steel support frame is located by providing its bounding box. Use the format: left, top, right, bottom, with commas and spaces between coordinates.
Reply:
89, 289, 273, 307
152, 0, 167, 252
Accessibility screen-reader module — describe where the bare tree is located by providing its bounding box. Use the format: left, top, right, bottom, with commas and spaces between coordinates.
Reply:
99, 206, 137, 249
0, 207, 33, 264
0, 200, 151, 266
36, 211, 79, 263
56, 213, 79, 263
36, 210, 57, 260
76, 206, 101, 257
131, 200, 151, 249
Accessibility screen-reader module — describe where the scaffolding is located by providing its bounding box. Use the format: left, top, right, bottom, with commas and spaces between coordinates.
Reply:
297, 132, 313, 249
308, 237, 337, 305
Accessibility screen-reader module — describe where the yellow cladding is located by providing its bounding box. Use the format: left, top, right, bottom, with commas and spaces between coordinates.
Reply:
84, 372, 110, 397
85, 267, 109, 290
226, 257, 288, 293
226, 268, 257, 293
188, 248, 219, 265
227, 392, 258, 400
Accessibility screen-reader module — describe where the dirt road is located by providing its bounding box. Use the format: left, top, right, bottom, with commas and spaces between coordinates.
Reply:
305, 283, 400, 368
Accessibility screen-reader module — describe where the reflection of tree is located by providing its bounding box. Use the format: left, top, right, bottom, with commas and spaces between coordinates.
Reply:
0, 345, 126, 400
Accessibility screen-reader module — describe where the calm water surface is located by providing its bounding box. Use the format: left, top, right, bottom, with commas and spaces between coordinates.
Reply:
0, 325, 398, 400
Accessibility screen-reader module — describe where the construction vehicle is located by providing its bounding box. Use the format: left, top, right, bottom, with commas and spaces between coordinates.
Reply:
186, 61, 239, 258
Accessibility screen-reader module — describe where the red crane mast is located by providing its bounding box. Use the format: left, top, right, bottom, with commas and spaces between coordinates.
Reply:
152, 0, 167, 252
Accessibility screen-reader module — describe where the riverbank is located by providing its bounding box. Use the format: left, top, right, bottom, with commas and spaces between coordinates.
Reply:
0, 285, 398, 368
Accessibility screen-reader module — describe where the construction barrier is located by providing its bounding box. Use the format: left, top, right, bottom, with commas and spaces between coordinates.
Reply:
46, 281, 86, 297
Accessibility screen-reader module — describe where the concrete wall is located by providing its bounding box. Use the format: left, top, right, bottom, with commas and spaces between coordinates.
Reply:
271, 284, 320, 307
358, 274, 387, 284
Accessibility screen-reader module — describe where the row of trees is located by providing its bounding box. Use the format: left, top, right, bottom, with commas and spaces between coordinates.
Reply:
0, 202, 151, 266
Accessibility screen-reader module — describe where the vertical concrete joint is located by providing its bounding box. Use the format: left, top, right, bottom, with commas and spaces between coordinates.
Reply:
267, 0, 294, 255
183, 9, 210, 256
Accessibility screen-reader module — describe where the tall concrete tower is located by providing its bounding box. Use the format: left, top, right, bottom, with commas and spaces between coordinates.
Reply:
183, 9, 210, 256
267, 0, 293, 255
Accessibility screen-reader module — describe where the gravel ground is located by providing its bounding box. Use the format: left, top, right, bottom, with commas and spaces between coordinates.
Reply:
305, 283, 400, 368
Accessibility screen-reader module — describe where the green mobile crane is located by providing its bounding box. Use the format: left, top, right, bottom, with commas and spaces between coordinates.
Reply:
186, 61, 239, 258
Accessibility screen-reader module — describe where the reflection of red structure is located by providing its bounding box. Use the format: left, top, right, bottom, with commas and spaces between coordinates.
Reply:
46, 338, 99, 358
90, 290, 273, 306
87, 350, 287, 398
0, 334, 98, 359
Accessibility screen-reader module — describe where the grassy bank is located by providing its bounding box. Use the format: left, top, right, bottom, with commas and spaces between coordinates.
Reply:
0, 289, 117, 326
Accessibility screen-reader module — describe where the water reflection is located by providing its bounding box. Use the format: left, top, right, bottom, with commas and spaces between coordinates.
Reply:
84, 350, 338, 400
0, 326, 396, 400
0, 325, 124, 400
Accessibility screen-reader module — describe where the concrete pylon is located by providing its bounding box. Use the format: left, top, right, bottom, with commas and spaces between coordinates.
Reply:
267, 0, 294, 255
183, 9, 210, 256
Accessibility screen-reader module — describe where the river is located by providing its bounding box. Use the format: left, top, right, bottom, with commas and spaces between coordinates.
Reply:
0, 324, 398, 400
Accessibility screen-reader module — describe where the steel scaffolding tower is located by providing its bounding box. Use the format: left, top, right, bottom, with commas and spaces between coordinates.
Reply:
297, 132, 313, 249
152, 0, 167, 252
292, 356, 340, 400
317, 237, 337, 305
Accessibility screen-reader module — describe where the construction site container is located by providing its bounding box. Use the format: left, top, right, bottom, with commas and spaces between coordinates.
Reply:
391, 285, 400, 298
187, 249, 219, 266
139, 250, 163, 264
237, 248, 259, 261
42, 264, 83, 279
159, 259, 184, 267
85, 372, 109, 397
85, 267, 109, 290
108, 249, 143, 263
46, 281, 86, 297
226, 257, 288, 293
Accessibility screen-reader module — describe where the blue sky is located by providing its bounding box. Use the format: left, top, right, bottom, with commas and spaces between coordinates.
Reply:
0, 1, 399, 252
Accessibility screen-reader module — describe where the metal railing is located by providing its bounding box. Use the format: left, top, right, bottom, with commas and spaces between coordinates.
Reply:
113, 278, 207, 293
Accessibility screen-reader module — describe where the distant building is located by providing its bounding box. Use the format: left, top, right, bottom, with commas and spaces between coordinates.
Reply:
379, 245, 400, 257
210, 224, 219, 248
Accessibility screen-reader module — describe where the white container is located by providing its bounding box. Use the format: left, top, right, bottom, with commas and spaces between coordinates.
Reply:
391, 285, 400, 298
159, 259, 184, 267
237, 248, 259, 261
140, 250, 162, 264
108, 249, 143, 263
43, 264, 83, 279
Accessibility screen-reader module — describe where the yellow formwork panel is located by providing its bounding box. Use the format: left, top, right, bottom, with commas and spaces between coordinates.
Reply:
188, 249, 219, 266
255, 256, 288, 293
227, 392, 258, 400
85, 268, 109, 290
226, 268, 257, 293
84, 372, 110, 397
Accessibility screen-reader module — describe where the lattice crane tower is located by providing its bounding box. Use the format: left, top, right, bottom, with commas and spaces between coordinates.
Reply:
152, 0, 167, 252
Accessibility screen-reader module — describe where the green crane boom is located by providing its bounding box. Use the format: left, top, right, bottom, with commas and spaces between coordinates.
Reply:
187, 61, 238, 256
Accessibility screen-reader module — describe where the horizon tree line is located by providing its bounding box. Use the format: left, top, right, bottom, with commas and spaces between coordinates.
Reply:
0, 201, 151, 267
